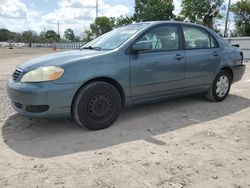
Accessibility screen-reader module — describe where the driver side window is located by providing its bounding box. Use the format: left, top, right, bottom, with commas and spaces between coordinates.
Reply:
135, 26, 180, 51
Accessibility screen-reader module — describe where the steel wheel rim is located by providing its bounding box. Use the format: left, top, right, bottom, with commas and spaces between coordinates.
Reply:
87, 93, 113, 122
216, 75, 229, 98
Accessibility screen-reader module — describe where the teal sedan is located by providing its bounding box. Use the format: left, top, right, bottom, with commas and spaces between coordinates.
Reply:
7, 21, 245, 130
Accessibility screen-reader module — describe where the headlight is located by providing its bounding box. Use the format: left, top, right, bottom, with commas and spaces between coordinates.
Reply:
21, 66, 64, 83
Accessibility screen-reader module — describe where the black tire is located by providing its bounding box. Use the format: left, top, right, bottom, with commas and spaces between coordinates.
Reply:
206, 70, 231, 102
73, 82, 121, 130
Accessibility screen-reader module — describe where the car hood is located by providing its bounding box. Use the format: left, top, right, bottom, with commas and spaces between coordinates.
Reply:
18, 50, 109, 72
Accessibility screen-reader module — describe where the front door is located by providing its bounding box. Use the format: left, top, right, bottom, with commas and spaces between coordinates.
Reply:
129, 25, 185, 102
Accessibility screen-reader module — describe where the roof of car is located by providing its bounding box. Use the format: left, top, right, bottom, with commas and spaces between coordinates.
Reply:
131, 21, 222, 39
140, 20, 203, 27
133, 21, 216, 33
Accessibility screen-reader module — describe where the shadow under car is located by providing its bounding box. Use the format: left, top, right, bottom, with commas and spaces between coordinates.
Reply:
2, 94, 250, 158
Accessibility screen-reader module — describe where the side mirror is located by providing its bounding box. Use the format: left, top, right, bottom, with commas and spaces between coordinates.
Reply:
131, 41, 152, 53
232, 44, 240, 48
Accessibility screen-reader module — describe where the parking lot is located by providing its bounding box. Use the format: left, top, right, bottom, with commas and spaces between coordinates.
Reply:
0, 48, 250, 187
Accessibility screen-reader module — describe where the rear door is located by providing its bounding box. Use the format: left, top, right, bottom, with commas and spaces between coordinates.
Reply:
181, 25, 222, 91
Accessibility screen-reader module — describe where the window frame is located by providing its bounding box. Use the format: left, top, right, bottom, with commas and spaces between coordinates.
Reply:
127, 23, 183, 54
180, 25, 219, 50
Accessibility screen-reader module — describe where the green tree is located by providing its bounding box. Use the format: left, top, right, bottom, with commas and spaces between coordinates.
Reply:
115, 16, 133, 27
110, 17, 116, 28
12, 32, 23, 42
22, 30, 40, 43
39, 31, 48, 43
64, 28, 75, 41
181, 0, 224, 29
231, 0, 250, 36
175, 15, 185, 21
0, 28, 13, 41
134, 0, 174, 22
45, 30, 60, 42
74, 36, 81, 42
83, 29, 94, 43
90, 16, 114, 37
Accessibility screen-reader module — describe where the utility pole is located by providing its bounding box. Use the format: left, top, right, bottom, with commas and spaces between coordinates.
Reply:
57, 20, 60, 36
224, 0, 231, 37
96, 0, 98, 18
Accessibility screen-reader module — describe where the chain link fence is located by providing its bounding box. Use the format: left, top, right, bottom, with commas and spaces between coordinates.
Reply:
29, 42, 86, 50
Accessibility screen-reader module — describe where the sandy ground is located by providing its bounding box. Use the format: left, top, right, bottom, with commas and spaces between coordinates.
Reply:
0, 47, 250, 188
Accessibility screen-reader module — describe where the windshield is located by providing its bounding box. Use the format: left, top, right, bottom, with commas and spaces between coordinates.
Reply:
81, 23, 149, 50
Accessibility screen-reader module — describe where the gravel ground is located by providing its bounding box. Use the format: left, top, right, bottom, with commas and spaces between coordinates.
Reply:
0, 47, 250, 188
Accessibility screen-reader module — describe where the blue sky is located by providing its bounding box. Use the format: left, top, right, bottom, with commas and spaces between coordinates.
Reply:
21, 0, 136, 16
0, 0, 238, 37
22, 0, 58, 13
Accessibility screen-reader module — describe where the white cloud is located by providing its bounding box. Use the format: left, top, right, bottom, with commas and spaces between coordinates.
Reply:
0, 0, 29, 32
0, 0, 27, 19
41, 0, 130, 36
69, 1, 84, 8
98, 1, 130, 17
173, 0, 182, 15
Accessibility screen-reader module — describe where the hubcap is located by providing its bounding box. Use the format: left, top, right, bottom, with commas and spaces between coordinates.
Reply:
87, 93, 113, 121
216, 75, 229, 98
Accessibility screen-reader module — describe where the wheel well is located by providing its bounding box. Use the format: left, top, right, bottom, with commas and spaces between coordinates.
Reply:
72, 77, 125, 109
221, 67, 233, 81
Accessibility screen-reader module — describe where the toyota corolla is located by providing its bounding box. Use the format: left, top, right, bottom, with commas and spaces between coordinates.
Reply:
7, 21, 245, 130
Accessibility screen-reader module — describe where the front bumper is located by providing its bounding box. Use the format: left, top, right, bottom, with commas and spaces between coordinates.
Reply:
232, 65, 246, 83
7, 78, 81, 118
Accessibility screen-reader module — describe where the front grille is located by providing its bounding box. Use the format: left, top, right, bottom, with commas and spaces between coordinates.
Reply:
12, 68, 22, 81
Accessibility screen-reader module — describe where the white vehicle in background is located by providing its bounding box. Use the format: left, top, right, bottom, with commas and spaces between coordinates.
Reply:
12, 43, 26, 47
0, 42, 9, 47
0, 42, 26, 48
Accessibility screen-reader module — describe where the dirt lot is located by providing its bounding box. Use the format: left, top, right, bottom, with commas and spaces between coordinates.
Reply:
0, 47, 250, 188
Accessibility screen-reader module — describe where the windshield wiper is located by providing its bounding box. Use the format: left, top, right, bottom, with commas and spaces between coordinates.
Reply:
81, 46, 102, 51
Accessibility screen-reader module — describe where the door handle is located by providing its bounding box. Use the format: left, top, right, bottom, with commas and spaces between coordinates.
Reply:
174, 54, 184, 60
212, 51, 220, 57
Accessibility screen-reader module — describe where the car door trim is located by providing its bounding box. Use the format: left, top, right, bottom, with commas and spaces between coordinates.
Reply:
132, 78, 185, 87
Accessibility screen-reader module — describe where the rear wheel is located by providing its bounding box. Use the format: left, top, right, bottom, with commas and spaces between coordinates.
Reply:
206, 70, 231, 102
73, 82, 121, 130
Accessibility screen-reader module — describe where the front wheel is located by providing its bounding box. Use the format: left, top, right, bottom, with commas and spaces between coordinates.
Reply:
206, 70, 231, 102
73, 82, 121, 130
